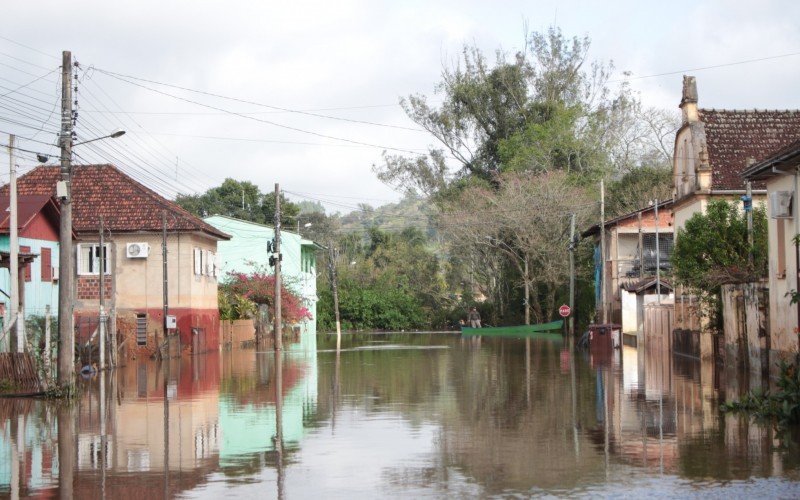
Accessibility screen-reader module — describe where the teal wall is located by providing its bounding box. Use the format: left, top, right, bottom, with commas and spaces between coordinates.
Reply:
0, 235, 59, 319
203, 216, 318, 335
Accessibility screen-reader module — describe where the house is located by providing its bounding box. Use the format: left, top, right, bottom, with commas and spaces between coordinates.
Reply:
0, 195, 61, 322
672, 75, 800, 233
583, 200, 674, 327
203, 215, 320, 344
1, 164, 230, 357
742, 139, 800, 363
669, 76, 800, 360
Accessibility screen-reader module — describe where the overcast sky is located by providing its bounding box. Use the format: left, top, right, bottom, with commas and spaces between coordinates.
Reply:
2, 0, 800, 213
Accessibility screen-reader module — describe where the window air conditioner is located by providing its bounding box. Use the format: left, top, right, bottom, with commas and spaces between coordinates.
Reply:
126, 242, 151, 258
770, 191, 793, 218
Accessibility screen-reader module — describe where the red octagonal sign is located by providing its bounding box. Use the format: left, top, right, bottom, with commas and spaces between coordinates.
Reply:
559, 304, 571, 318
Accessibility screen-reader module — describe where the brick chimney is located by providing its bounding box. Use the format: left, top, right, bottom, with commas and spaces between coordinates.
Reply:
679, 75, 699, 123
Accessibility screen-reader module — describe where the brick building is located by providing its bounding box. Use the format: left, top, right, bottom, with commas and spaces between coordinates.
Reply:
1, 164, 230, 357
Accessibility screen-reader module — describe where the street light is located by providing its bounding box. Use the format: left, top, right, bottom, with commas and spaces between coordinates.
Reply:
58, 128, 125, 390
73, 129, 126, 147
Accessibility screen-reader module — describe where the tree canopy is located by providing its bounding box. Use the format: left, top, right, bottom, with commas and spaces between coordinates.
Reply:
176, 178, 300, 225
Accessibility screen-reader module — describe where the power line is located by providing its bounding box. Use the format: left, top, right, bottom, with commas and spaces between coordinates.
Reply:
0, 36, 59, 60
92, 67, 422, 132
93, 70, 426, 156
615, 50, 800, 82
80, 102, 402, 115
0, 66, 59, 99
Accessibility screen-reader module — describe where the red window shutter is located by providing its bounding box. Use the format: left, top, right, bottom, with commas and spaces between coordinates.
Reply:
20, 246, 31, 282
41, 247, 52, 282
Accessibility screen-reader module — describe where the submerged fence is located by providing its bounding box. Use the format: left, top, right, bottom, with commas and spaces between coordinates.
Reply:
0, 352, 42, 394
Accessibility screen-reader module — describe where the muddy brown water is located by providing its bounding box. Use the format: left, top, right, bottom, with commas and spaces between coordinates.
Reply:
1, 333, 799, 498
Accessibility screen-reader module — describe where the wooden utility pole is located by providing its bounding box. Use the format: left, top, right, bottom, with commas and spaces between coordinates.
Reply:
328, 244, 342, 349
162, 210, 169, 359
273, 184, 282, 351
569, 213, 576, 339
58, 50, 75, 391
8, 135, 19, 352
600, 179, 607, 324
99, 217, 106, 370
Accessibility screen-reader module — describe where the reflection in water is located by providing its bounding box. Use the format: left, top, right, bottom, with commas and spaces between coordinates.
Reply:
0, 333, 799, 497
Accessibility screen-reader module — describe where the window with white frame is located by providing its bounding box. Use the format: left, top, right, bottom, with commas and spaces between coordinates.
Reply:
77, 243, 110, 275
193, 248, 203, 276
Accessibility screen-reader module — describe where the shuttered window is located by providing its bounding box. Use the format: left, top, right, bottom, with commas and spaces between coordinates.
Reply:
41, 247, 52, 282
20, 245, 31, 282
136, 314, 147, 345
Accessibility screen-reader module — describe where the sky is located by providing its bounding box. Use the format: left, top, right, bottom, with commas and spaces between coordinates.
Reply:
2, 0, 800, 213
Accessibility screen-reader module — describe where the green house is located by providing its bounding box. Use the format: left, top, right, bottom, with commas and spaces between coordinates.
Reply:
203, 215, 320, 339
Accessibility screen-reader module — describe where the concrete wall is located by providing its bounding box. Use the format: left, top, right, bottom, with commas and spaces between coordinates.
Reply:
764, 174, 799, 357
74, 231, 222, 357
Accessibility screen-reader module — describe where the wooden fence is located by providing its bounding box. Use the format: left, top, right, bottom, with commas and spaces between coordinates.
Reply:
0, 353, 42, 395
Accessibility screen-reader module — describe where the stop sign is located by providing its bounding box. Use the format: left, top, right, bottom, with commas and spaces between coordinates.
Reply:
559, 304, 571, 318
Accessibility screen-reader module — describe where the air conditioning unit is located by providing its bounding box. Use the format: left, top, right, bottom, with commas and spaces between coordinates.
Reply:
126, 242, 151, 258
770, 191, 793, 218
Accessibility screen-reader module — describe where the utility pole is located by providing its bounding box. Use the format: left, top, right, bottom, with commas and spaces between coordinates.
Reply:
58, 50, 75, 391
98, 217, 105, 370
162, 210, 169, 359
600, 179, 607, 324
569, 213, 576, 339
655, 199, 661, 303
273, 184, 282, 351
8, 135, 19, 352
328, 244, 342, 350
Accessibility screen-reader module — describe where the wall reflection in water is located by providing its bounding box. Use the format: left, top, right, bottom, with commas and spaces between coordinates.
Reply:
1, 333, 798, 497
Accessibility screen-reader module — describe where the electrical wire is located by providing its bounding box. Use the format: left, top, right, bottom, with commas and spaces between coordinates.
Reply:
92, 67, 422, 132
93, 70, 427, 156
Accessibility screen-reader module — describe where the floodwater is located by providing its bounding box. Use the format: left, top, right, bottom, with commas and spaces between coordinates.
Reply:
2, 333, 800, 499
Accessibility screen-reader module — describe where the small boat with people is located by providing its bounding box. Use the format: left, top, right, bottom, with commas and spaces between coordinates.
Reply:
460, 319, 564, 340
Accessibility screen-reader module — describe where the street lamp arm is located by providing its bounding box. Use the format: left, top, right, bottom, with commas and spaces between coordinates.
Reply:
73, 129, 125, 147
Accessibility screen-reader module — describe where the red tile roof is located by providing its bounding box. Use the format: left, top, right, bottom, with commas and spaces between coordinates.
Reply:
0, 164, 230, 239
699, 109, 800, 190
0, 195, 59, 233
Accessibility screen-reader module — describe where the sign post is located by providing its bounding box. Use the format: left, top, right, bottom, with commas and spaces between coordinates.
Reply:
559, 304, 571, 338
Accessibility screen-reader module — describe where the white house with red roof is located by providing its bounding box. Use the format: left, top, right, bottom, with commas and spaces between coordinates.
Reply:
1, 164, 230, 357
670, 76, 800, 360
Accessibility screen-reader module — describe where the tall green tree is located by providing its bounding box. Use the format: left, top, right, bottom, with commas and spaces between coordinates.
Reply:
176, 178, 300, 225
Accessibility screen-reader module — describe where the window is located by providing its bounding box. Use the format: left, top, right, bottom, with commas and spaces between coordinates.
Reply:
77, 243, 110, 275
20, 245, 31, 282
136, 314, 147, 345
193, 248, 203, 276
41, 247, 52, 282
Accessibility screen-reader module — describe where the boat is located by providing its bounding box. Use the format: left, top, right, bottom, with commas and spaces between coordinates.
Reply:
461, 320, 564, 340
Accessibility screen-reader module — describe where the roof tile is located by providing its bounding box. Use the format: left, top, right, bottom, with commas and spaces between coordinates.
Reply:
0, 165, 229, 239
700, 109, 800, 190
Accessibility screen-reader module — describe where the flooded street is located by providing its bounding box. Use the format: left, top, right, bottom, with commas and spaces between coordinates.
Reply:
2, 333, 800, 498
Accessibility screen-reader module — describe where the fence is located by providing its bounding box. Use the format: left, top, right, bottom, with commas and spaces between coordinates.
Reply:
0, 353, 42, 394
643, 302, 673, 352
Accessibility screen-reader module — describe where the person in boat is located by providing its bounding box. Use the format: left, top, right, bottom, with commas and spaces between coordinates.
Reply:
468, 307, 482, 328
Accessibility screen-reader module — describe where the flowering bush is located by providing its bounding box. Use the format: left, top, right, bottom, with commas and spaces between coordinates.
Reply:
226, 271, 312, 324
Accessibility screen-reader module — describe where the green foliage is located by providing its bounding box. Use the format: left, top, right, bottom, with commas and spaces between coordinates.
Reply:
176, 178, 300, 225
605, 165, 673, 216
722, 361, 800, 436
673, 200, 767, 290
317, 226, 451, 331
672, 200, 767, 330
218, 288, 257, 321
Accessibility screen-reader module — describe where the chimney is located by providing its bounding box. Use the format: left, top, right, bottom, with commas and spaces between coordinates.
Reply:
679, 75, 699, 123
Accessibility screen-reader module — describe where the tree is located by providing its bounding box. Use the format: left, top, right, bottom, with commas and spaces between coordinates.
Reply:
440, 170, 594, 323
176, 178, 300, 225
605, 165, 673, 217
672, 200, 768, 330
226, 271, 312, 324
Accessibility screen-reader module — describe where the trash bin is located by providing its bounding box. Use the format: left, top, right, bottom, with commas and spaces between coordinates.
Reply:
588, 323, 621, 365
